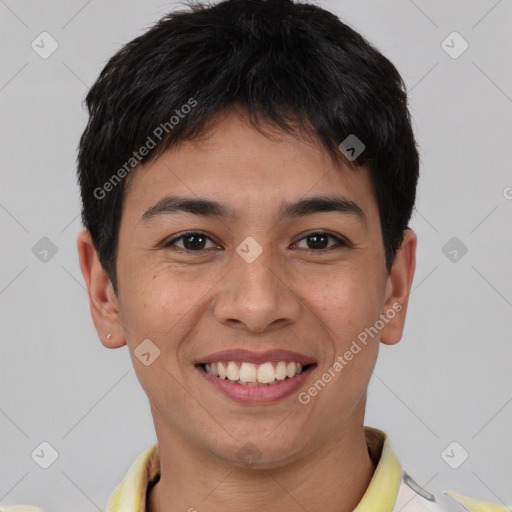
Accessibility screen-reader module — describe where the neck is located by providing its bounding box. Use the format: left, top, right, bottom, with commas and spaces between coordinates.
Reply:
147, 416, 377, 512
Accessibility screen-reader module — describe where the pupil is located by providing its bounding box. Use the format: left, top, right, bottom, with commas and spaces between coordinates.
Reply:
184, 234, 205, 250
308, 234, 328, 250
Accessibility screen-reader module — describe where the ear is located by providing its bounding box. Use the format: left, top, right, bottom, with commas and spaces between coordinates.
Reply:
77, 228, 126, 349
379, 229, 417, 346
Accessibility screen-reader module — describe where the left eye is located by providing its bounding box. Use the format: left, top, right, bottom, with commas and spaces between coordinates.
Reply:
293, 231, 348, 251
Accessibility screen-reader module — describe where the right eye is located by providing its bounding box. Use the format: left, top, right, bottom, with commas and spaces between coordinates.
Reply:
163, 231, 220, 252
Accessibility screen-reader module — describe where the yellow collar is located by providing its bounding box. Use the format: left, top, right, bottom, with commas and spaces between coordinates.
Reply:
355, 427, 402, 512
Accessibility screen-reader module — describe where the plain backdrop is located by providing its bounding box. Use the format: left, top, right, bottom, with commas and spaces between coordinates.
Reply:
1, 0, 511, 510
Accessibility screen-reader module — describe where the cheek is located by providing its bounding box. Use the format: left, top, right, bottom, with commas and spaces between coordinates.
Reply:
311, 276, 383, 391
119, 272, 197, 407
117, 264, 184, 343
317, 270, 384, 337
118, 265, 216, 368
315, 276, 381, 395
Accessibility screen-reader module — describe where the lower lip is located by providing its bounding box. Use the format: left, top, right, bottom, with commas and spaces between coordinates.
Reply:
197, 365, 315, 404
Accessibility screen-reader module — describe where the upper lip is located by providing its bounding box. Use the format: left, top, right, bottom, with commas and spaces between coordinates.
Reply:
195, 349, 317, 366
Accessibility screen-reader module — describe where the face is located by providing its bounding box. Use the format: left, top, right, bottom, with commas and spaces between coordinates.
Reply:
78, 110, 416, 468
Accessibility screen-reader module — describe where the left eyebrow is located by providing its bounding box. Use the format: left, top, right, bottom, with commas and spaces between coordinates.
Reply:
278, 196, 366, 227
139, 194, 367, 227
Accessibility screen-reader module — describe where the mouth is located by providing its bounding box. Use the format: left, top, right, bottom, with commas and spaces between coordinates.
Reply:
194, 349, 317, 404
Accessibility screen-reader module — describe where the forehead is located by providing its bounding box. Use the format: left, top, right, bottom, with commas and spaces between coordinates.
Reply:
122, 111, 379, 225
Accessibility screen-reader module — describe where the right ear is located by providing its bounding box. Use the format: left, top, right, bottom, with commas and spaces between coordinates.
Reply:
77, 228, 126, 349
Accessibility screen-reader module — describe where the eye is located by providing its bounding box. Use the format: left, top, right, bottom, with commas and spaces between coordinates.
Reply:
293, 231, 349, 252
163, 231, 219, 251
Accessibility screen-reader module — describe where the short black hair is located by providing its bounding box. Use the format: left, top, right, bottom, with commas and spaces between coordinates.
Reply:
77, 0, 419, 296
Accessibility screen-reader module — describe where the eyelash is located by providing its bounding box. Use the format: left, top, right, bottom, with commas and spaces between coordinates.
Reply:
163, 230, 349, 253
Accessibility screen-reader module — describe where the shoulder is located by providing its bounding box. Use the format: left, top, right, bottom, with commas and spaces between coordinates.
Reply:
396, 470, 510, 512
362, 427, 509, 512
443, 490, 511, 512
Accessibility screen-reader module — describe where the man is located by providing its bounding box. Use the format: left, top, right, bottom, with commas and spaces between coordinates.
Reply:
57, 0, 510, 510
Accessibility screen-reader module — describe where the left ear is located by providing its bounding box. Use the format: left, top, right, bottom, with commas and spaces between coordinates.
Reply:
379, 229, 417, 346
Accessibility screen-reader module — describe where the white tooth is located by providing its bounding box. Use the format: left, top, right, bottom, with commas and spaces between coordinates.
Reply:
226, 361, 239, 381
217, 362, 227, 379
257, 362, 276, 383
275, 361, 287, 380
296, 363, 303, 374
210, 362, 218, 376
205, 363, 211, 374
239, 362, 257, 383
286, 362, 297, 378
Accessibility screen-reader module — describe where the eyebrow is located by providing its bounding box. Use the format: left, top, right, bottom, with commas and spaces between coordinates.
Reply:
140, 195, 367, 226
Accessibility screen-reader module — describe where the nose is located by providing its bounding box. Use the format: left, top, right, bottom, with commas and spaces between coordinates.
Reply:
212, 247, 302, 333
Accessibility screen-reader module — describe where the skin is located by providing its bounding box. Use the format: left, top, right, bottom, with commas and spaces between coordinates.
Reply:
77, 110, 416, 512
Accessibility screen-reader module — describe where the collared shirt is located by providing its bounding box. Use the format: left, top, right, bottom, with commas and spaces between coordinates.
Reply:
104, 426, 508, 512
1, 427, 507, 512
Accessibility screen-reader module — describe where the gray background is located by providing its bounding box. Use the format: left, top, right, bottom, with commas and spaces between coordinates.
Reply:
1, 0, 511, 510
